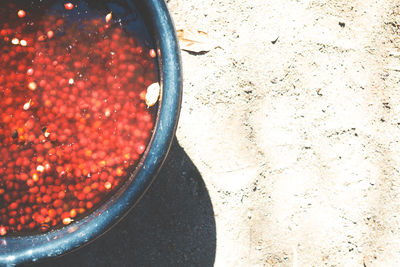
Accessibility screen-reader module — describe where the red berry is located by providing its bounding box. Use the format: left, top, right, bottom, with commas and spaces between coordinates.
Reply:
64, 3, 74, 10
47, 30, 54, 39
0, 226, 7, 236
28, 81, 37, 91
17, 10, 26, 18
149, 49, 156, 58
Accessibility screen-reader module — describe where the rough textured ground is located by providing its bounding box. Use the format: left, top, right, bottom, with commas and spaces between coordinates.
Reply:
168, 0, 400, 266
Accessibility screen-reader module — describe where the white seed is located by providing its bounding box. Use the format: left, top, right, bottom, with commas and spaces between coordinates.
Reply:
105, 12, 112, 23
11, 38, 19, 45
23, 99, 32, 110
68, 78, 74, 85
36, 165, 44, 172
145, 82, 160, 107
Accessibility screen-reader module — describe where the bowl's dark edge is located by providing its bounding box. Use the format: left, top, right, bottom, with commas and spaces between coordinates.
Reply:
0, 0, 182, 265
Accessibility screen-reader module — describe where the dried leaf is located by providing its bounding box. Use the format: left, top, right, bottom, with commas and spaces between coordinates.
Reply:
177, 29, 216, 53
145, 82, 160, 107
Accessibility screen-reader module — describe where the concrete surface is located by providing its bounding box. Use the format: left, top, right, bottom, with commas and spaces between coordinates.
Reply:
169, 0, 400, 266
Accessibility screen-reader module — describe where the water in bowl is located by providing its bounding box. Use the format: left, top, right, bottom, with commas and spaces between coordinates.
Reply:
0, 0, 158, 236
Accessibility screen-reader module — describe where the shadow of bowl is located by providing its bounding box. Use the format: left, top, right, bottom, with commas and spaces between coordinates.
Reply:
26, 138, 217, 266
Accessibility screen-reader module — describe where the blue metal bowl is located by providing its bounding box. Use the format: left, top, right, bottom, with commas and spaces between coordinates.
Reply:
0, 0, 182, 265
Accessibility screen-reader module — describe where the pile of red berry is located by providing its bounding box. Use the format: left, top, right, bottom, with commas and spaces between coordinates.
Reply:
0, 5, 157, 236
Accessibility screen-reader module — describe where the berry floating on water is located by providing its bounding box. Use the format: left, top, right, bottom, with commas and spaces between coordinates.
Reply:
17, 9, 25, 18
64, 3, 74, 10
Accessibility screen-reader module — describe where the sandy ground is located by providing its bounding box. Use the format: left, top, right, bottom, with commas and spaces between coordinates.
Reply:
167, 0, 400, 266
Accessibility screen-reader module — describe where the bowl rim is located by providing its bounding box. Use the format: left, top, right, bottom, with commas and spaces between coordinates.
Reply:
0, 0, 182, 265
